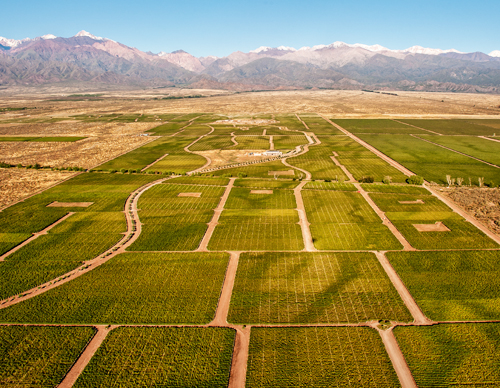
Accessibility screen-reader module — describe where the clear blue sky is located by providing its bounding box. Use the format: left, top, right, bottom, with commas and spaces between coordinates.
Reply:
3, 0, 499, 57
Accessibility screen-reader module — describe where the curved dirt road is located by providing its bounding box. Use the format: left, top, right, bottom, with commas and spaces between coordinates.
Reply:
0, 177, 170, 308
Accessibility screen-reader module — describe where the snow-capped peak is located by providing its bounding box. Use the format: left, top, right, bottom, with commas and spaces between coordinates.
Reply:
0, 37, 29, 47
250, 46, 271, 53
0, 34, 57, 48
250, 45, 296, 53
74, 30, 105, 41
401, 45, 462, 55
250, 41, 466, 56
489, 50, 500, 58
297, 41, 390, 52
39, 34, 57, 40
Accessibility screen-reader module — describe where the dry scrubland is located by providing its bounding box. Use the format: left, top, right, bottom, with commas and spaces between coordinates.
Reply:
0, 88, 499, 117
0, 89, 500, 388
0, 168, 75, 209
442, 187, 500, 234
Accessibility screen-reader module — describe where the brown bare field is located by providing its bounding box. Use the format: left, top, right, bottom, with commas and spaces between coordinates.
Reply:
194, 150, 269, 168
441, 187, 500, 235
0, 168, 75, 209
250, 190, 273, 194
0, 135, 155, 169
0, 121, 159, 136
413, 222, 450, 232
1, 89, 499, 118
47, 201, 94, 207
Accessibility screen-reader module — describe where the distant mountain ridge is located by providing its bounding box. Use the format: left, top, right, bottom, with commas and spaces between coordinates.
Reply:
1, 30, 500, 93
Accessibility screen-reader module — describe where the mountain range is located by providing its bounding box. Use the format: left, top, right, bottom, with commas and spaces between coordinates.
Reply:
1, 30, 500, 93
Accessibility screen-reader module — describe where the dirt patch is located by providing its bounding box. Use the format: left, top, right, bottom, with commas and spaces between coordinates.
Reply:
268, 170, 295, 176
0, 168, 75, 209
440, 187, 500, 235
213, 119, 278, 125
47, 201, 93, 207
178, 192, 202, 197
399, 200, 424, 204
413, 222, 450, 232
194, 150, 270, 168
250, 190, 273, 194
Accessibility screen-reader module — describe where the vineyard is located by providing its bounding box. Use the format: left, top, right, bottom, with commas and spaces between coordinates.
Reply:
394, 324, 500, 387
228, 252, 412, 323
387, 250, 500, 320
247, 327, 401, 387
302, 190, 402, 250
358, 134, 500, 185
399, 119, 499, 136
331, 118, 424, 134
1, 113, 500, 387
0, 325, 95, 387
75, 327, 235, 388
417, 134, 500, 166
129, 183, 225, 251
0, 252, 230, 324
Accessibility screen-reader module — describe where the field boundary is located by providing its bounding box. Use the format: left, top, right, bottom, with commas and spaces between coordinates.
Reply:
0, 212, 75, 262
354, 183, 415, 251
58, 325, 115, 388
319, 115, 415, 177
391, 119, 443, 135
197, 178, 236, 251
375, 251, 431, 324
410, 134, 500, 168
0, 177, 171, 308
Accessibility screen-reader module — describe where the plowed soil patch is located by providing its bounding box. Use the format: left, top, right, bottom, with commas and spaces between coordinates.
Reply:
413, 222, 450, 232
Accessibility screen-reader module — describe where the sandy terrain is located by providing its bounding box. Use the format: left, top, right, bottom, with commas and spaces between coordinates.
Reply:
0, 168, 75, 209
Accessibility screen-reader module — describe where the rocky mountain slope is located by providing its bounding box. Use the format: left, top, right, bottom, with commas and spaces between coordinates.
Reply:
1, 31, 499, 93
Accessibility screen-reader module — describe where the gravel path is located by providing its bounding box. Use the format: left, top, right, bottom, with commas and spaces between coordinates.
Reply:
209, 252, 241, 326
375, 251, 431, 324
354, 183, 415, 251
0, 212, 75, 262
58, 325, 115, 388
196, 178, 236, 251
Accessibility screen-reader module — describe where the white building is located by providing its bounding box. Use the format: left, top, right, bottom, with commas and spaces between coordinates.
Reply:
264, 150, 282, 156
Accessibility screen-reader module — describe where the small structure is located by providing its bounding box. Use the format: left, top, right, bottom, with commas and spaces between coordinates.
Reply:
264, 150, 282, 156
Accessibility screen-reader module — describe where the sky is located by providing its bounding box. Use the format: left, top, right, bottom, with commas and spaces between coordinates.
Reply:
2, 0, 499, 57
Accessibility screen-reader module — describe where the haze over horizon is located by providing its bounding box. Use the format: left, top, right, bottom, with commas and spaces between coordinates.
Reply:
2, 0, 499, 57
